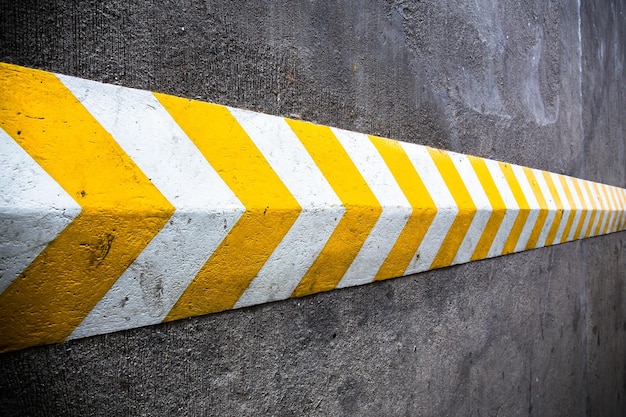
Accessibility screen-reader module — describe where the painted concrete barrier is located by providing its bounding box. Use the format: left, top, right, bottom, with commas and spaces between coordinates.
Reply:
1, 62, 625, 353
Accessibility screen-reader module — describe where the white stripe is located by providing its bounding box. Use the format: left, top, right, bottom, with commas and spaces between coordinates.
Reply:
61, 77, 245, 339
549, 173, 572, 243
532, 169, 557, 247
230, 109, 344, 307
0, 128, 81, 294
333, 129, 411, 288
401, 144, 457, 274
564, 176, 583, 241
449, 153, 491, 265
511, 164, 540, 252
484, 160, 518, 257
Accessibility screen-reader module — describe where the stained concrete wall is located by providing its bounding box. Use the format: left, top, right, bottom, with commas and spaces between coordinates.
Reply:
0, 0, 625, 415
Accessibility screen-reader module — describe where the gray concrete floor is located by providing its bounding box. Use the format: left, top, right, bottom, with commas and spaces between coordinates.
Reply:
0, 0, 625, 415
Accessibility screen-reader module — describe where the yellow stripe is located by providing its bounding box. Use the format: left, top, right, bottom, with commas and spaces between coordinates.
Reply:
369, 135, 436, 280
542, 172, 564, 246
428, 149, 476, 269
522, 168, 549, 250
0, 64, 173, 351
570, 179, 589, 240
591, 182, 606, 236
468, 157, 507, 260
556, 175, 578, 243
499, 163, 530, 254
583, 180, 599, 238
155, 96, 301, 320
286, 120, 382, 297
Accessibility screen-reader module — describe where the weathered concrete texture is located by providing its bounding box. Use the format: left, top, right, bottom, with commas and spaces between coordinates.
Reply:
580, 2, 626, 416
0, 0, 624, 415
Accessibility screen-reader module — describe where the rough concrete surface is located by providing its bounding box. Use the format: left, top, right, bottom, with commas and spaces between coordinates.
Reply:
0, 0, 624, 415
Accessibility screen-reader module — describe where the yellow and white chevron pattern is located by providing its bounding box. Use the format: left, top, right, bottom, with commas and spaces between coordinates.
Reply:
1, 63, 625, 352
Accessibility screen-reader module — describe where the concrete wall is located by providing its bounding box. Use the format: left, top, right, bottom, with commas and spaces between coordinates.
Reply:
1, 0, 625, 415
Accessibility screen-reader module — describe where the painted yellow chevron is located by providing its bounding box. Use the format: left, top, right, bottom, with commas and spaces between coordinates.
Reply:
0, 64, 173, 351
582, 180, 598, 238
542, 172, 565, 246
154, 95, 301, 320
286, 120, 382, 297
521, 168, 549, 249
428, 149, 476, 269
499, 163, 531, 255
467, 157, 507, 261
369, 136, 437, 280
571, 178, 590, 240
